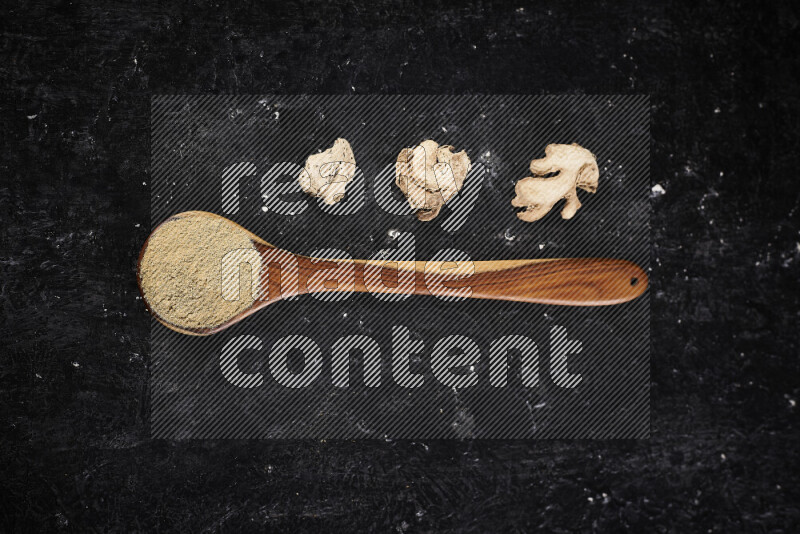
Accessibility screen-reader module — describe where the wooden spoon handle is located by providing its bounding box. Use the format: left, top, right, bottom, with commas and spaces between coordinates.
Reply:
299, 256, 647, 306
438, 258, 647, 305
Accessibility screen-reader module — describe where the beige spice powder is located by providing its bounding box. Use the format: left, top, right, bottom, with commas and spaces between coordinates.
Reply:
138, 213, 260, 331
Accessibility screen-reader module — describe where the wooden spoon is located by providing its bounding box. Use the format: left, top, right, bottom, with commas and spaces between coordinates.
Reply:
137, 211, 648, 336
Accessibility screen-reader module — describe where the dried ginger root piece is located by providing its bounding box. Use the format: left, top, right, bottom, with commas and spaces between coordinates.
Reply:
395, 140, 471, 221
511, 143, 599, 222
299, 138, 357, 205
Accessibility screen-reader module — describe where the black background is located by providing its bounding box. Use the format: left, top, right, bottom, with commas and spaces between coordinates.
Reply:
149, 95, 649, 440
2, 1, 798, 531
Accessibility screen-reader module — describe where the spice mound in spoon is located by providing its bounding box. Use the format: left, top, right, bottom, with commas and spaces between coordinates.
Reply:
137, 212, 260, 334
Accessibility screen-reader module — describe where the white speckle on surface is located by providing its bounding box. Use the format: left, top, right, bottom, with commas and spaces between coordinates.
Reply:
273, 111, 279, 120
27, 114, 38, 120
720, 453, 727, 461
538, 243, 545, 250
441, 126, 447, 132
55, 513, 68, 527
36, 373, 42, 379
651, 184, 666, 196
72, 361, 80, 368
504, 229, 515, 241
388, 229, 400, 239
261, 206, 268, 212
714, 107, 721, 114
534, 402, 546, 409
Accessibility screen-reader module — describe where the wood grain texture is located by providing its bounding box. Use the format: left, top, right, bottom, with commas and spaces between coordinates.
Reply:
294, 256, 647, 306
138, 212, 648, 335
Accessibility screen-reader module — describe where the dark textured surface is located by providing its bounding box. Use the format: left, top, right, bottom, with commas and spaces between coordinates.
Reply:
1, 1, 798, 531
148, 95, 650, 439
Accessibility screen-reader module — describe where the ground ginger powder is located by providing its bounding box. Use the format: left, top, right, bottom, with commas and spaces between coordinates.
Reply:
138, 213, 259, 331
